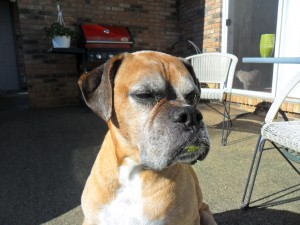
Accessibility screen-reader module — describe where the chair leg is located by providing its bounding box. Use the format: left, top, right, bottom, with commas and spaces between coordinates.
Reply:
221, 95, 232, 146
272, 143, 300, 175
241, 136, 266, 209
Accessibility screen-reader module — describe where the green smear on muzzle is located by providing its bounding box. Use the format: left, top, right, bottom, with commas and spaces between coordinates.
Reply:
185, 145, 201, 153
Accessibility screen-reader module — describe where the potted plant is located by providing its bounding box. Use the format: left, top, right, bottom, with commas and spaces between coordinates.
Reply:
44, 22, 77, 48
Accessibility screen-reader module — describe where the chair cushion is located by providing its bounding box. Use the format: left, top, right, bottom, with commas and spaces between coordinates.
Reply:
262, 120, 300, 153
200, 88, 224, 101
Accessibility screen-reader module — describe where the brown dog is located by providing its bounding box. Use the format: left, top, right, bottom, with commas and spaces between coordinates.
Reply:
78, 51, 217, 225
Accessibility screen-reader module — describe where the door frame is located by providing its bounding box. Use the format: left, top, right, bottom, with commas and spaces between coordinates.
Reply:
0, 1, 19, 92
221, 0, 288, 100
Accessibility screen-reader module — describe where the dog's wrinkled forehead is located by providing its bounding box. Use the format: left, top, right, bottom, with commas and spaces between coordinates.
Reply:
77, 51, 199, 122
115, 51, 198, 95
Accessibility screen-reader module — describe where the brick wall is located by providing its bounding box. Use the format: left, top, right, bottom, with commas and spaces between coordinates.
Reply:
203, 0, 222, 52
231, 95, 300, 119
16, 1, 79, 108
15, 0, 181, 108
13, 0, 226, 108
176, 0, 222, 55
177, 0, 205, 57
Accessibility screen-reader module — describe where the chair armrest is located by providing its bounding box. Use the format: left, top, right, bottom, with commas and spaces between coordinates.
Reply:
265, 73, 300, 123
224, 55, 238, 91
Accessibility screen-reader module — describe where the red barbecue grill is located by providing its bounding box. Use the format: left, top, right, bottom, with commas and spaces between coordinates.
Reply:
79, 24, 134, 69
50, 24, 135, 72
81, 24, 133, 49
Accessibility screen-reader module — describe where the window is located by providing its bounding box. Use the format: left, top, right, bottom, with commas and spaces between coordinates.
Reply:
226, 0, 279, 94
223, 0, 300, 101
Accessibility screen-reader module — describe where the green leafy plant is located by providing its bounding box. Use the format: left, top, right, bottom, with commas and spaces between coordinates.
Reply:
44, 22, 77, 39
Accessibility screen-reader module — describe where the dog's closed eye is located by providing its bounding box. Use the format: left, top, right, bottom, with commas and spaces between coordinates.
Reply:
135, 92, 156, 99
185, 90, 199, 106
130, 90, 164, 105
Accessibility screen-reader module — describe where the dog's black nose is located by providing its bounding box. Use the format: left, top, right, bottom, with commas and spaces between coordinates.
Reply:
172, 106, 203, 126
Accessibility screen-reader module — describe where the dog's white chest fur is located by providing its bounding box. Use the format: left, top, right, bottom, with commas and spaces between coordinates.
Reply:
98, 158, 163, 225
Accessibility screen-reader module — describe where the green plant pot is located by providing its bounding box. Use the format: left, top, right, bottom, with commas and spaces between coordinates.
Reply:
260, 34, 275, 57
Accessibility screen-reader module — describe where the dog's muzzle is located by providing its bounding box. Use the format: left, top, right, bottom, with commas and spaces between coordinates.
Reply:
140, 104, 210, 171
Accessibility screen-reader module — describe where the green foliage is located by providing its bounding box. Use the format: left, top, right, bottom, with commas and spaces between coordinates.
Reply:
44, 22, 77, 39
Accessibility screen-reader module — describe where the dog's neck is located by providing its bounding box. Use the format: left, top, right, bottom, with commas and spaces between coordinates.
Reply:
107, 123, 141, 167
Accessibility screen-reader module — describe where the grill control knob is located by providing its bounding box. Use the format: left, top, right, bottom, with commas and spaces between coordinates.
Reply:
89, 54, 94, 61
96, 54, 102, 59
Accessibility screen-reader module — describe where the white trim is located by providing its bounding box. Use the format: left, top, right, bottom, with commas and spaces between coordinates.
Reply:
221, 0, 229, 53
272, 0, 285, 98
275, 0, 300, 99
274, 0, 284, 58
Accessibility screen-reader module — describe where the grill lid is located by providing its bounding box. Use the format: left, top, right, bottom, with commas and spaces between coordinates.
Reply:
80, 24, 134, 48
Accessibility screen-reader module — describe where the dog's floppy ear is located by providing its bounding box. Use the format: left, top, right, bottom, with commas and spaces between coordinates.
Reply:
181, 58, 200, 89
181, 58, 201, 101
78, 54, 124, 121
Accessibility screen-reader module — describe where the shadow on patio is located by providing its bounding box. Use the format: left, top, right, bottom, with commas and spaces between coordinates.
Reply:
0, 97, 299, 225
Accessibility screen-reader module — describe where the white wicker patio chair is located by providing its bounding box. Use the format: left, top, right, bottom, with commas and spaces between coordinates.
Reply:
241, 73, 300, 209
185, 53, 238, 145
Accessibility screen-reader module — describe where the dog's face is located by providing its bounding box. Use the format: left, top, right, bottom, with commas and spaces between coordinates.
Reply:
79, 51, 210, 171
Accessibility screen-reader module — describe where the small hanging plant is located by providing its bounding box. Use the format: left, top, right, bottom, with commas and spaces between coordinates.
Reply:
44, 22, 77, 39
44, 2, 77, 40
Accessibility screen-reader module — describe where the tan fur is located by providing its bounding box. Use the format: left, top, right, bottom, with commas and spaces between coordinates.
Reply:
141, 165, 201, 222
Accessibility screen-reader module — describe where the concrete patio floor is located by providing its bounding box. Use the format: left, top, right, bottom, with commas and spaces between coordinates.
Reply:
0, 95, 299, 225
